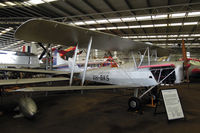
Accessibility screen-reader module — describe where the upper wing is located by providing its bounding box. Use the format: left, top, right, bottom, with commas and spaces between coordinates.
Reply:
15, 19, 168, 56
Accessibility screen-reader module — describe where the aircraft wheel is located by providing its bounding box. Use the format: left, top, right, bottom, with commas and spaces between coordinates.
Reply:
128, 97, 141, 111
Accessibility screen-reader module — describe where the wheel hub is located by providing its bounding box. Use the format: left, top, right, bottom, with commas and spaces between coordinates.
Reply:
130, 101, 136, 108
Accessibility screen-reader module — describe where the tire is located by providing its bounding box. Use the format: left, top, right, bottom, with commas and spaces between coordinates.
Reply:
128, 97, 141, 111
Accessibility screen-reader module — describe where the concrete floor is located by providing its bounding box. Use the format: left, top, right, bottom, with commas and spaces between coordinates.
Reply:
0, 83, 200, 133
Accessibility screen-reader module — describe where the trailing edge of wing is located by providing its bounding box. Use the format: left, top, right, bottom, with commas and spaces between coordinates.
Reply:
12, 85, 130, 92
15, 19, 169, 56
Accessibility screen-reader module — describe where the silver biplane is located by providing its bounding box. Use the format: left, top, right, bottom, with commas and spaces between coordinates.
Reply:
0, 19, 185, 118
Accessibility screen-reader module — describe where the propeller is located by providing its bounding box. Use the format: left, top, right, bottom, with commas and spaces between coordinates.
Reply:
38, 43, 50, 60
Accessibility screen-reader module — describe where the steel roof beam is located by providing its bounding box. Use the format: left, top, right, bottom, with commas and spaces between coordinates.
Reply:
82, 0, 117, 35
103, 0, 127, 35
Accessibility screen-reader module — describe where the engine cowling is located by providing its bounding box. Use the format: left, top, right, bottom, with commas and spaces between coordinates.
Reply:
18, 97, 37, 118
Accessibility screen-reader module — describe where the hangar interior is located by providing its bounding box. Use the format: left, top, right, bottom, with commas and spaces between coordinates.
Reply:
0, 0, 200, 60
0, 1, 200, 133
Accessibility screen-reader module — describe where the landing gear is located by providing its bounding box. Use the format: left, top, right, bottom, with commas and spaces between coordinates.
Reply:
128, 97, 141, 111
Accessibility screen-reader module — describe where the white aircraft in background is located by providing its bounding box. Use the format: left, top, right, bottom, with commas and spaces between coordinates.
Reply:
0, 50, 39, 68
0, 18, 186, 118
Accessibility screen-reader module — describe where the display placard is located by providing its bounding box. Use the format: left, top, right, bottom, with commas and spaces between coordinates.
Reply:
161, 89, 184, 120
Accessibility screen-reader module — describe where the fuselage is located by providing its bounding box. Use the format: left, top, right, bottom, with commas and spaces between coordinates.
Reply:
79, 61, 184, 87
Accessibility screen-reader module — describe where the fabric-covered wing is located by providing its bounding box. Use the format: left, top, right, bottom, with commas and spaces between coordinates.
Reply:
12, 85, 130, 92
15, 19, 168, 56
0, 68, 70, 75
0, 77, 69, 86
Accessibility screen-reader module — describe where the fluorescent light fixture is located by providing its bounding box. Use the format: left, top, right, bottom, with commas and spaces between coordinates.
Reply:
117, 26, 129, 29
184, 22, 198, 25
168, 35, 178, 37
171, 13, 186, 18
96, 19, 109, 24
90, 21, 198, 31
84, 20, 96, 25
123, 34, 200, 39
136, 16, 151, 20
108, 18, 122, 23
89, 28, 96, 31
29, 0, 44, 5
106, 27, 116, 30
168, 38, 176, 40
96, 27, 106, 30
152, 15, 167, 19
188, 11, 200, 17
74, 21, 85, 25
179, 34, 189, 37
5, 2, 16, 6
22, 2, 32, 6
0, 3, 6, 6
154, 24, 167, 27
129, 25, 140, 28
157, 44, 166, 45
191, 34, 200, 36
45, 0, 57, 2
169, 23, 182, 26
141, 25, 153, 28
121, 17, 136, 22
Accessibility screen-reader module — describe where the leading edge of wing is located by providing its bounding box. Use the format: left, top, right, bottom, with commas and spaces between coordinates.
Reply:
0, 77, 69, 86
12, 85, 131, 92
0, 68, 70, 75
15, 19, 167, 54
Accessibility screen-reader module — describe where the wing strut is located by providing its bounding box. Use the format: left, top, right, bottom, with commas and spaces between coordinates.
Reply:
138, 47, 148, 67
147, 47, 150, 65
81, 37, 93, 86
69, 44, 78, 86
131, 51, 137, 69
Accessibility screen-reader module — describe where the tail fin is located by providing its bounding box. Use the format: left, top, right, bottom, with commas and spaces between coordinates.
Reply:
52, 49, 82, 72
52, 49, 67, 66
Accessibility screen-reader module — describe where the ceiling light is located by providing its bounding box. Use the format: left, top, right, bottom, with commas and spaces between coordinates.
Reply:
141, 25, 153, 28
29, 0, 44, 5
171, 13, 186, 18
129, 25, 140, 28
169, 23, 182, 26
84, 20, 96, 25
136, 16, 151, 20
106, 27, 116, 30
154, 24, 167, 27
117, 26, 129, 29
184, 22, 198, 25
188, 11, 200, 17
152, 15, 167, 19
96, 19, 109, 24
0, 3, 6, 6
108, 18, 122, 23
121, 17, 136, 22
5, 2, 16, 6
74, 21, 85, 25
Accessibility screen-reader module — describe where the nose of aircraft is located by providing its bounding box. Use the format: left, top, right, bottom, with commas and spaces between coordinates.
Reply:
19, 97, 38, 118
